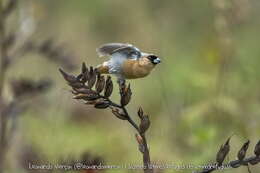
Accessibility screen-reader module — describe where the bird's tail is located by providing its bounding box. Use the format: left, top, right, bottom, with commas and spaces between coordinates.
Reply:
96, 64, 109, 74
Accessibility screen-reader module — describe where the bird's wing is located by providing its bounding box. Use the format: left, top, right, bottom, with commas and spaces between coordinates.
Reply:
96, 43, 141, 59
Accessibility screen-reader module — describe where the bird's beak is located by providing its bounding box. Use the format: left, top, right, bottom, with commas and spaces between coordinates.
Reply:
154, 57, 161, 64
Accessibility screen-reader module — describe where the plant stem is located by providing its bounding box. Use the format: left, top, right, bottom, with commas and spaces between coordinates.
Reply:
0, 0, 8, 172
104, 91, 152, 172
122, 107, 139, 131
121, 106, 152, 173
140, 134, 152, 173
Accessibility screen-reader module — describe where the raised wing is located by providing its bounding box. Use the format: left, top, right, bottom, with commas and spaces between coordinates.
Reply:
96, 43, 141, 59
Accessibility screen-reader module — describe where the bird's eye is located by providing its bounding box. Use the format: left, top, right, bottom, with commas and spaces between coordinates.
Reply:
148, 55, 157, 60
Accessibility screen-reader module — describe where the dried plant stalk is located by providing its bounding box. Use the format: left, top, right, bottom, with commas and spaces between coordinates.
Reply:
195, 138, 260, 173
60, 63, 153, 173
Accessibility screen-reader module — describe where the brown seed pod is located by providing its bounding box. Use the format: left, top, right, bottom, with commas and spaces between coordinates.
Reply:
73, 93, 89, 99
120, 84, 132, 106
138, 107, 144, 119
80, 72, 88, 84
84, 98, 104, 104
216, 137, 231, 166
135, 134, 144, 145
59, 68, 78, 83
237, 140, 250, 161
73, 88, 96, 95
85, 94, 100, 101
76, 73, 83, 81
135, 134, 145, 153
95, 75, 105, 93
71, 90, 78, 95
94, 101, 110, 109
111, 107, 127, 120
104, 76, 113, 98
73, 93, 99, 101
87, 66, 96, 88
82, 62, 88, 74
68, 82, 84, 89
80, 63, 89, 83
139, 115, 150, 134
119, 81, 126, 95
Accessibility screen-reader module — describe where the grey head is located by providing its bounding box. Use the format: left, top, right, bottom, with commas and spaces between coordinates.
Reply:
96, 43, 142, 60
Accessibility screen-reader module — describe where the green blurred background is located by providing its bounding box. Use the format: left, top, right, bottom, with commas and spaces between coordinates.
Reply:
5, 0, 260, 172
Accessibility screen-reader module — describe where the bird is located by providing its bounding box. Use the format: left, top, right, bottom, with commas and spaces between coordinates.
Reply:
95, 43, 161, 84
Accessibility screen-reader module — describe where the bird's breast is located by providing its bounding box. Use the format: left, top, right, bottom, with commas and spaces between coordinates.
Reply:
122, 60, 154, 79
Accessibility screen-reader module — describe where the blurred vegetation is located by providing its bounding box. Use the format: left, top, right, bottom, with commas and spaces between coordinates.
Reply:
1, 0, 260, 172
